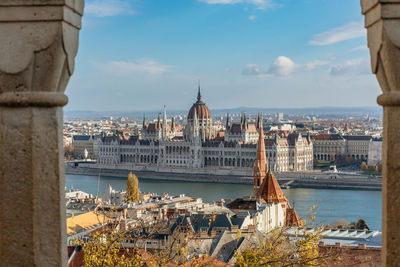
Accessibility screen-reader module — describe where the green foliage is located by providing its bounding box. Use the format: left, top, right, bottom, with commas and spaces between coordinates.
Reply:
126, 172, 140, 203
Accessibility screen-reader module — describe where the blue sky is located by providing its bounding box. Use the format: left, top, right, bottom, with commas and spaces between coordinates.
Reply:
66, 0, 381, 111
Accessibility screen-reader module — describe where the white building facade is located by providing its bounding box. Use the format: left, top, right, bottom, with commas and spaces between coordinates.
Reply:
96, 88, 313, 174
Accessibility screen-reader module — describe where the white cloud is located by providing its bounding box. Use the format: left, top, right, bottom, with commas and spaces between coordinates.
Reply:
242, 64, 266, 76
85, 0, 136, 17
309, 21, 366, 46
96, 58, 173, 76
330, 58, 370, 76
249, 15, 257, 20
351, 45, 368, 51
242, 56, 329, 78
304, 60, 329, 71
198, 0, 274, 10
268, 56, 295, 76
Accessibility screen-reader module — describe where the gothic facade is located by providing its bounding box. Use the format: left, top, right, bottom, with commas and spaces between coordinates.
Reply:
97, 87, 314, 174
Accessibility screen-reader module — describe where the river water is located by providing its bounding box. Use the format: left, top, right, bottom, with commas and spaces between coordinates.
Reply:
66, 174, 382, 231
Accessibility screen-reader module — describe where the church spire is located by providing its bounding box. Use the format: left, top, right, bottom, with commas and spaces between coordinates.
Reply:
143, 114, 147, 128
253, 119, 267, 198
243, 112, 248, 129
197, 81, 202, 102
171, 116, 175, 130
157, 112, 161, 128
226, 113, 230, 129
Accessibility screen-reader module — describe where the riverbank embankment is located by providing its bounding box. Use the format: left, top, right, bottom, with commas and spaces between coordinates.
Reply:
66, 166, 381, 191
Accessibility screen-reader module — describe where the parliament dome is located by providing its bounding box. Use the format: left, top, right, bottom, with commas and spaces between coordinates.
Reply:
188, 86, 211, 120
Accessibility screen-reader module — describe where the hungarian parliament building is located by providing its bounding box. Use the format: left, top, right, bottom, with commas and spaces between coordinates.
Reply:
96, 87, 314, 176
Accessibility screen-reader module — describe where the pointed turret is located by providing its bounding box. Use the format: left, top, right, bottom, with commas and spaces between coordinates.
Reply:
197, 82, 202, 102
171, 116, 176, 130
253, 120, 267, 198
226, 113, 230, 130
157, 113, 161, 128
142, 114, 147, 128
307, 131, 311, 143
243, 113, 248, 129
162, 105, 167, 140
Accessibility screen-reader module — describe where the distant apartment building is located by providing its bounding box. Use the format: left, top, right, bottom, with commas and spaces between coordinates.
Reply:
312, 134, 373, 162
72, 135, 96, 159
344, 135, 373, 161
312, 134, 346, 161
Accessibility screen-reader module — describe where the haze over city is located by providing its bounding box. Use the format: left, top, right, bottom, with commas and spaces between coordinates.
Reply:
66, 0, 380, 111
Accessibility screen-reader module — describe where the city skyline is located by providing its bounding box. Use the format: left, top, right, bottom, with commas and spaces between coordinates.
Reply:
66, 0, 380, 111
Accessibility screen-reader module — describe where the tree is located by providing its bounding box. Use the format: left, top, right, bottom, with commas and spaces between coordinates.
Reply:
376, 163, 382, 173
126, 172, 140, 203
234, 226, 326, 266
360, 162, 368, 171
64, 144, 74, 159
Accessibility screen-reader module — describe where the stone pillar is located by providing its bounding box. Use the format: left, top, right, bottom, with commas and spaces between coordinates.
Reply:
361, 1, 400, 265
0, 1, 83, 266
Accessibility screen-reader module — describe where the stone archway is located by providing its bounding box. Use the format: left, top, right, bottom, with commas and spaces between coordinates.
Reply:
0, 0, 399, 265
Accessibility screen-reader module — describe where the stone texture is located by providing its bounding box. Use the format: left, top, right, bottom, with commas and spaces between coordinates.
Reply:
0, 0, 83, 265
362, 0, 400, 265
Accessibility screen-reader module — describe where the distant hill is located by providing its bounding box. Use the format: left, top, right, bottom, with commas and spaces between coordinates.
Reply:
64, 106, 382, 119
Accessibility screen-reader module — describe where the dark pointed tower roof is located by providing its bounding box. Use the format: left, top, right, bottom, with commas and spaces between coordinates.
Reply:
197, 83, 202, 101
157, 112, 161, 128
143, 114, 147, 128
226, 113, 230, 129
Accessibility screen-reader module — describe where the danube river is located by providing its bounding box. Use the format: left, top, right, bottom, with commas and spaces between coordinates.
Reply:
66, 174, 382, 231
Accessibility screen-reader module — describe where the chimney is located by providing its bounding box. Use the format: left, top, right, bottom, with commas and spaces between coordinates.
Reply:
200, 232, 208, 238
230, 225, 239, 232
357, 243, 367, 249
247, 225, 255, 231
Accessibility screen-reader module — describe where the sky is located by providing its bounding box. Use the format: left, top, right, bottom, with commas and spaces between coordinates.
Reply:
65, 0, 381, 112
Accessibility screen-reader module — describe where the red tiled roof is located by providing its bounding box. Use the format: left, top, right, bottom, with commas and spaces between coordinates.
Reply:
258, 171, 287, 204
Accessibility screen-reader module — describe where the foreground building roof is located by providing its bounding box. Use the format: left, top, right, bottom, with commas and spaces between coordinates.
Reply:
66, 211, 110, 235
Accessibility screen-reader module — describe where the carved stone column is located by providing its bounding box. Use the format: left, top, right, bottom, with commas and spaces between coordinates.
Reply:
361, 0, 400, 265
0, 1, 83, 266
